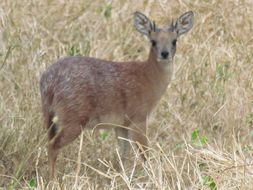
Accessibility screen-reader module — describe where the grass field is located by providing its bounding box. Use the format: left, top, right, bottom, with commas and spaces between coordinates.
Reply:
0, 0, 253, 189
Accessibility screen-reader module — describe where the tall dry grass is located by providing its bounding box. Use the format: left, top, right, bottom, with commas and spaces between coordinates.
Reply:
0, 0, 253, 189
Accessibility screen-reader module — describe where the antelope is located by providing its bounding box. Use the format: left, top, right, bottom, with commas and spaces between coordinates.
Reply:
40, 11, 194, 179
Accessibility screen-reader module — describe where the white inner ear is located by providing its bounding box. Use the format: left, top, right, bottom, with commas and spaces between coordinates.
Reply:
176, 13, 193, 36
134, 13, 152, 36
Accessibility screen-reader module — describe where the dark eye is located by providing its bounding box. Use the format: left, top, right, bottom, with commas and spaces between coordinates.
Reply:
151, 40, 157, 47
172, 39, 177, 46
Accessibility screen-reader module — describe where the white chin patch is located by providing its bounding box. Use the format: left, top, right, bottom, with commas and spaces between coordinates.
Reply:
157, 58, 171, 63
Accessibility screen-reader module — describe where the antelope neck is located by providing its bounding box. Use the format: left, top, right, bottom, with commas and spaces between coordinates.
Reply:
145, 47, 173, 85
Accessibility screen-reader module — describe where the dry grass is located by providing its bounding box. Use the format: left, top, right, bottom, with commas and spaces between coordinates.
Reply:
0, 0, 253, 189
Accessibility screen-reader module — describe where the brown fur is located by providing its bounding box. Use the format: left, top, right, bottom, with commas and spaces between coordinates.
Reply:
40, 11, 194, 179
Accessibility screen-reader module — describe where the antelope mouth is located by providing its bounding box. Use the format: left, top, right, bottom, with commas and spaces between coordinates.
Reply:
157, 57, 172, 63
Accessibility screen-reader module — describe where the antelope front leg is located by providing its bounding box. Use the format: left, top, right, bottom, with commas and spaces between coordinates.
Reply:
115, 127, 130, 163
128, 121, 148, 161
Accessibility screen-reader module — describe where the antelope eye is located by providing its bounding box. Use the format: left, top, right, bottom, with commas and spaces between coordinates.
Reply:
151, 40, 157, 47
172, 39, 177, 46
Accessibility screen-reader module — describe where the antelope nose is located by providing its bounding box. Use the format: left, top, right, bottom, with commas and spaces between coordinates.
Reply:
161, 51, 169, 59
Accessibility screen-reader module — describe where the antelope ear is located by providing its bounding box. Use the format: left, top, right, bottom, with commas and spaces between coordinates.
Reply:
134, 11, 155, 37
175, 11, 194, 36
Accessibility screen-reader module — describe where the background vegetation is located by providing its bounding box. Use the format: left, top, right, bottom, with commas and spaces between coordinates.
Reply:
0, 0, 253, 189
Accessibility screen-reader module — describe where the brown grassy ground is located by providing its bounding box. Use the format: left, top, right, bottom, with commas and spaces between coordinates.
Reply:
0, 0, 253, 189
